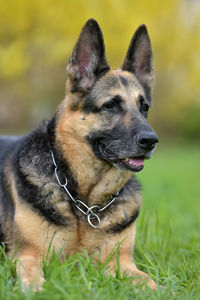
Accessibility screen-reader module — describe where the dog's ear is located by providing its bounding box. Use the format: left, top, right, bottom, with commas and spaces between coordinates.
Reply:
122, 25, 153, 91
66, 19, 110, 94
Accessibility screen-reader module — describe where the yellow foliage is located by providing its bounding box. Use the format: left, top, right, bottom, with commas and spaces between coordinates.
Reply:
0, 0, 200, 136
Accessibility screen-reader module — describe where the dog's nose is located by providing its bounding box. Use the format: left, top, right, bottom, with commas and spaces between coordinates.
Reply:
136, 132, 159, 151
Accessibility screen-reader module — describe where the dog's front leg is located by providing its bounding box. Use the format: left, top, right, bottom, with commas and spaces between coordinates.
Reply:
114, 256, 157, 290
101, 222, 157, 290
16, 249, 45, 291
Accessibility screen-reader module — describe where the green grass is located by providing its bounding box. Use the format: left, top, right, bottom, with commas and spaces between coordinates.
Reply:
0, 142, 200, 299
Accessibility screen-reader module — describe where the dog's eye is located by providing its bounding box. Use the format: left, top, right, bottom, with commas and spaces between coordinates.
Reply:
139, 96, 149, 117
102, 96, 123, 112
142, 103, 149, 112
102, 101, 116, 110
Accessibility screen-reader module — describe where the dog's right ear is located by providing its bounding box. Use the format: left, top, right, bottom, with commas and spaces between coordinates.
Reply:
66, 19, 110, 94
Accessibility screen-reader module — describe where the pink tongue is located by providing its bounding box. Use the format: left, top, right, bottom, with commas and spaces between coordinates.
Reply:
126, 158, 144, 167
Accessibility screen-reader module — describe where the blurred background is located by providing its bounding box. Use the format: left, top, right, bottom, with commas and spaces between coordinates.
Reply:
0, 0, 200, 140
1, 2, 200, 292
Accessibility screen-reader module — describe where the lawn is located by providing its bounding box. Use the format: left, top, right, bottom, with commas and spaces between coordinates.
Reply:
0, 141, 199, 299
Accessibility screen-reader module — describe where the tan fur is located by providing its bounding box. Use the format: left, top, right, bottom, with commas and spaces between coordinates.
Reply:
100, 223, 156, 290
55, 105, 106, 198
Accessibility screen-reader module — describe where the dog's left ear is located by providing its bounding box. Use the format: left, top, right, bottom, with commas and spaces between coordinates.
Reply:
122, 25, 153, 93
66, 19, 110, 94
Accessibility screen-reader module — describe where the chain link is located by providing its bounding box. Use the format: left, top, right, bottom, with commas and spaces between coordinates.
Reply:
50, 150, 120, 229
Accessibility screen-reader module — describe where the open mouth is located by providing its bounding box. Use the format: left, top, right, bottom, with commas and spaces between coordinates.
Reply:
99, 142, 145, 172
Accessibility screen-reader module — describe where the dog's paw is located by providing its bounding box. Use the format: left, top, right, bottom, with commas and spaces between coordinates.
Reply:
129, 269, 157, 291
132, 275, 157, 291
21, 275, 45, 292
145, 277, 157, 291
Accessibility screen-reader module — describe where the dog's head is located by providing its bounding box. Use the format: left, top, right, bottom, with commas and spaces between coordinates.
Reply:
59, 19, 158, 172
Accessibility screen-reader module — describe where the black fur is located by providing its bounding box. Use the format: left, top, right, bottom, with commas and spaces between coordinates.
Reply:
0, 137, 21, 249
0, 120, 79, 232
107, 210, 139, 233
119, 75, 129, 87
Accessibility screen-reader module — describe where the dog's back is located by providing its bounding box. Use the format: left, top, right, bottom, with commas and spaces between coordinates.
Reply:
0, 136, 20, 160
0, 135, 24, 246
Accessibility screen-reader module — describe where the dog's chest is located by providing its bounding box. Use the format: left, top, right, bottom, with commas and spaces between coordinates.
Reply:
13, 177, 141, 259
43, 199, 139, 258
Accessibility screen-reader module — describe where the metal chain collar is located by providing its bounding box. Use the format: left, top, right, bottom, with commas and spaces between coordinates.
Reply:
50, 150, 119, 229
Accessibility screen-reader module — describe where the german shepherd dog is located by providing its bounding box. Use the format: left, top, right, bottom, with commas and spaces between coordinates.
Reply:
0, 19, 158, 290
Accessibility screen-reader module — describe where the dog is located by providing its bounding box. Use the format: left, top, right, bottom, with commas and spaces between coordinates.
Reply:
0, 19, 158, 290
